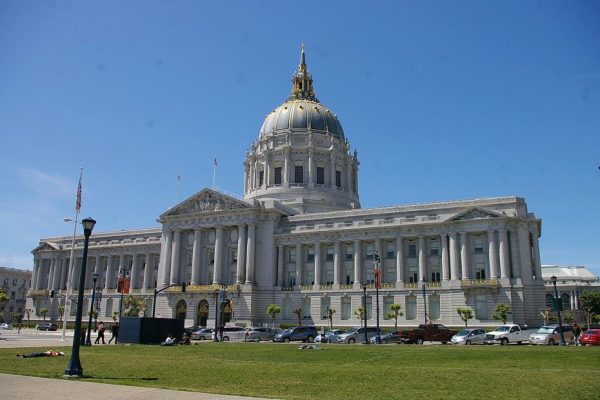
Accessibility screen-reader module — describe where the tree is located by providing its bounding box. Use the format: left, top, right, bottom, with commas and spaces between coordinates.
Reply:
456, 307, 474, 328
539, 307, 551, 325
327, 307, 336, 330
293, 308, 303, 326
492, 303, 511, 324
123, 295, 147, 317
580, 291, 600, 327
386, 304, 403, 331
24, 308, 32, 328
39, 307, 49, 321
266, 304, 281, 329
0, 289, 8, 305
111, 311, 119, 322
353, 306, 365, 322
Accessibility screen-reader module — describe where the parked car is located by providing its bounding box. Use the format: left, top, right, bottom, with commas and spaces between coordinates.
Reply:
273, 326, 318, 343
337, 327, 380, 344
450, 328, 487, 345
399, 324, 456, 344
244, 327, 276, 342
221, 326, 246, 341
0, 323, 10, 330
315, 329, 346, 343
484, 324, 536, 345
529, 325, 574, 345
185, 325, 203, 336
191, 328, 213, 340
580, 329, 600, 346
37, 322, 58, 331
370, 330, 405, 344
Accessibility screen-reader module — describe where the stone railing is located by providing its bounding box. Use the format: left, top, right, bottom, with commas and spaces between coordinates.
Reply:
300, 285, 313, 291
176, 284, 241, 293
319, 285, 333, 290
339, 284, 353, 290
460, 278, 499, 288
29, 289, 49, 297
381, 283, 395, 289
281, 286, 294, 291
404, 282, 418, 289
426, 282, 441, 288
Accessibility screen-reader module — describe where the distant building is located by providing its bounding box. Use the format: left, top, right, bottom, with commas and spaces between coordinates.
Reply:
0, 267, 31, 322
541, 265, 600, 312
26, 47, 546, 327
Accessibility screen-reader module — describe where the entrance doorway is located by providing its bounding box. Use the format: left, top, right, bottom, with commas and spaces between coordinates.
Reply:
197, 299, 209, 327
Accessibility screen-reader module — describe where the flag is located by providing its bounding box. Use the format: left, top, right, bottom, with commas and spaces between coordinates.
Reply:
213, 158, 218, 167
374, 268, 382, 289
177, 174, 181, 181
75, 172, 82, 213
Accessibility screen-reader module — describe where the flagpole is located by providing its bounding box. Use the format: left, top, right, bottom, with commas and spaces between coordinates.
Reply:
176, 174, 180, 203
212, 158, 217, 189
61, 167, 83, 341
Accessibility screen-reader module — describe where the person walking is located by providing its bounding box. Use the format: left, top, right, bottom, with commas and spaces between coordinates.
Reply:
95, 321, 106, 344
573, 322, 582, 346
108, 322, 119, 344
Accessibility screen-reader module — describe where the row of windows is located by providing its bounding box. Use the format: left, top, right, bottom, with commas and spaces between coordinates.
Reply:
257, 166, 345, 187
2, 278, 29, 287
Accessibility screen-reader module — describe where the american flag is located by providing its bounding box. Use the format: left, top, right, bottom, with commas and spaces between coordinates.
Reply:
75, 172, 82, 213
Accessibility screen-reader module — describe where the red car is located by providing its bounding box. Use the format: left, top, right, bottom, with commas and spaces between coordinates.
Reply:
579, 329, 600, 346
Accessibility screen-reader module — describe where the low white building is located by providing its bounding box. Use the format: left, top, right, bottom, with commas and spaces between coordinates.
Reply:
0, 267, 31, 322
27, 47, 546, 328
541, 265, 600, 312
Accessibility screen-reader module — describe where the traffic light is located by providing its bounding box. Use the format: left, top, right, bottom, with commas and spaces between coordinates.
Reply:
181, 282, 186, 293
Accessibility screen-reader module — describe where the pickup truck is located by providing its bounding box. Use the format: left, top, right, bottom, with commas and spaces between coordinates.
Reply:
484, 324, 536, 345
399, 324, 456, 344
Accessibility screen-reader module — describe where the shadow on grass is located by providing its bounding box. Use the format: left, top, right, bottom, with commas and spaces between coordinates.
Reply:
84, 376, 159, 381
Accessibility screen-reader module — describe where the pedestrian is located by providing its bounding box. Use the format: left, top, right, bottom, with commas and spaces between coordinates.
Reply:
95, 321, 106, 344
573, 322, 582, 346
108, 322, 119, 344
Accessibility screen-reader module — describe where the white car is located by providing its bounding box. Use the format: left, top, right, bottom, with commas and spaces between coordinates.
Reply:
0, 323, 10, 330
451, 328, 487, 345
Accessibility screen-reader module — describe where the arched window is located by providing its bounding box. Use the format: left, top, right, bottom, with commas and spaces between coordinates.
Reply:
545, 294, 554, 307
561, 293, 571, 311
197, 300, 209, 327
176, 300, 187, 320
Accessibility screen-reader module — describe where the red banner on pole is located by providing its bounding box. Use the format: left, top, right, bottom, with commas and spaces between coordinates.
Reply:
374, 269, 382, 289
117, 277, 130, 294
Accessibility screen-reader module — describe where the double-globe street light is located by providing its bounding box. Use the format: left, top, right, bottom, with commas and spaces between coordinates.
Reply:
550, 275, 567, 346
373, 252, 382, 344
64, 217, 96, 378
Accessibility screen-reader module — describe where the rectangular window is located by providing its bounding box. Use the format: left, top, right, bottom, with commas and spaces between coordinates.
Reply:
475, 264, 486, 280
365, 244, 375, 260
408, 243, 417, 258
406, 297, 417, 320
345, 246, 353, 261
274, 167, 282, 185
289, 249, 296, 263
231, 249, 237, 264
383, 297, 394, 320
307, 248, 314, 263
316, 166, 325, 184
341, 298, 351, 320
408, 268, 418, 283
302, 297, 311, 317
366, 296, 373, 320
326, 247, 334, 262
294, 166, 303, 184
475, 295, 488, 319
386, 243, 395, 259
12, 278, 18, 286
209, 250, 215, 264
473, 237, 484, 253
259, 170, 264, 187
429, 239, 439, 256
336, 170, 341, 187
287, 273, 296, 287
429, 296, 440, 320
431, 272, 441, 282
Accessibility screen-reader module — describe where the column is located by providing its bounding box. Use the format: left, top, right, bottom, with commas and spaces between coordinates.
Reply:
441, 234, 449, 281
263, 157, 270, 187
191, 229, 202, 285
314, 241, 321, 286
396, 237, 404, 284
213, 226, 223, 284
295, 243, 303, 286
353, 240, 361, 286
460, 232, 469, 280
236, 224, 247, 284
60, 258, 69, 289
143, 253, 152, 289
277, 245, 284, 286
104, 255, 113, 289
72, 257, 80, 290
37, 260, 45, 290
449, 233, 459, 280
52, 258, 62, 289
487, 230, 498, 279
346, 160, 352, 191
418, 237, 426, 282
330, 152, 336, 190
47, 259, 55, 290
307, 150, 314, 187
333, 241, 341, 285
245, 224, 256, 284
31, 259, 39, 290
283, 150, 290, 186
243, 162, 249, 194
158, 230, 173, 286
498, 229, 509, 279
532, 230, 542, 280
130, 254, 139, 289
170, 230, 181, 285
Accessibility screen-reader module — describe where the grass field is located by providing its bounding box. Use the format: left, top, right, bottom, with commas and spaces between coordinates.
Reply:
0, 343, 599, 399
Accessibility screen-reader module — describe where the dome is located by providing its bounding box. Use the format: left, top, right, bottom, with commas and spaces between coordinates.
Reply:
259, 99, 345, 139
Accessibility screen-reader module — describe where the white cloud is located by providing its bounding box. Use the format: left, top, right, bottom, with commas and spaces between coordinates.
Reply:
16, 167, 74, 198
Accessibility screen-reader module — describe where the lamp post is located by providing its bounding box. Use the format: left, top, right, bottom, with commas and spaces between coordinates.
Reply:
84, 271, 99, 346
551, 275, 567, 346
422, 282, 428, 325
61, 217, 78, 341
118, 265, 129, 318
362, 283, 368, 344
373, 252, 381, 344
64, 217, 95, 378
213, 289, 220, 342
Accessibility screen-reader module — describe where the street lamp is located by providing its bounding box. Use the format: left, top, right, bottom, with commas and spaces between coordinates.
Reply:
422, 282, 428, 325
213, 289, 220, 342
362, 282, 368, 344
118, 265, 130, 317
550, 275, 567, 346
373, 252, 381, 344
84, 271, 99, 346
64, 217, 96, 378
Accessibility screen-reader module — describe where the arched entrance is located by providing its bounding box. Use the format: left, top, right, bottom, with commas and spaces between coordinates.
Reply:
176, 300, 187, 320
197, 300, 209, 327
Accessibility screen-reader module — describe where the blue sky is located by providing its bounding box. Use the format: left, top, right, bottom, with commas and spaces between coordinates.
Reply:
0, 1, 599, 275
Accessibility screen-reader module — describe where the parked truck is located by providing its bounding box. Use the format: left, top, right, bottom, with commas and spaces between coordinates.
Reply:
399, 324, 456, 344
484, 324, 536, 345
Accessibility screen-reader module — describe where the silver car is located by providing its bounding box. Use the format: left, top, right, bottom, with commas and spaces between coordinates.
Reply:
315, 329, 346, 343
191, 328, 213, 340
451, 328, 487, 345
337, 327, 380, 344
529, 325, 574, 345
244, 327, 276, 342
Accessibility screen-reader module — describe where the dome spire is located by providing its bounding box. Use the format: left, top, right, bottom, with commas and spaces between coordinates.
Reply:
289, 43, 317, 101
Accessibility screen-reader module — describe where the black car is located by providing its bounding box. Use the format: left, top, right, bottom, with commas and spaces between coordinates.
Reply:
37, 322, 58, 331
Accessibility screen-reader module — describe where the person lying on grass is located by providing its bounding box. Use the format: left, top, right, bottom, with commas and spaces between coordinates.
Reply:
17, 350, 64, 358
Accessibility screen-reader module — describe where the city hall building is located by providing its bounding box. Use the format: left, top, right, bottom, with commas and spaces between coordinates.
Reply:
26, 48, 545, 328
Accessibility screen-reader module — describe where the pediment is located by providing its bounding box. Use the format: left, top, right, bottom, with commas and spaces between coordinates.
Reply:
449, 207, 502, 222
160, 188, 252, 218
32, 242, 60, 253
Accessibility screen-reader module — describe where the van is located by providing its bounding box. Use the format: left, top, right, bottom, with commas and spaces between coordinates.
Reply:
337, 327, 380, 343
529, 325, 574, 345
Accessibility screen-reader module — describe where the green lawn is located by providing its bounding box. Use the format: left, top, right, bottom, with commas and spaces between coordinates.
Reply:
1, 343, 598, 399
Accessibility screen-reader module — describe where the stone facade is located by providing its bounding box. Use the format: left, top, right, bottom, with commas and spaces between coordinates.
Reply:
26, 47, 546, 328
0, 267, 31, 322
